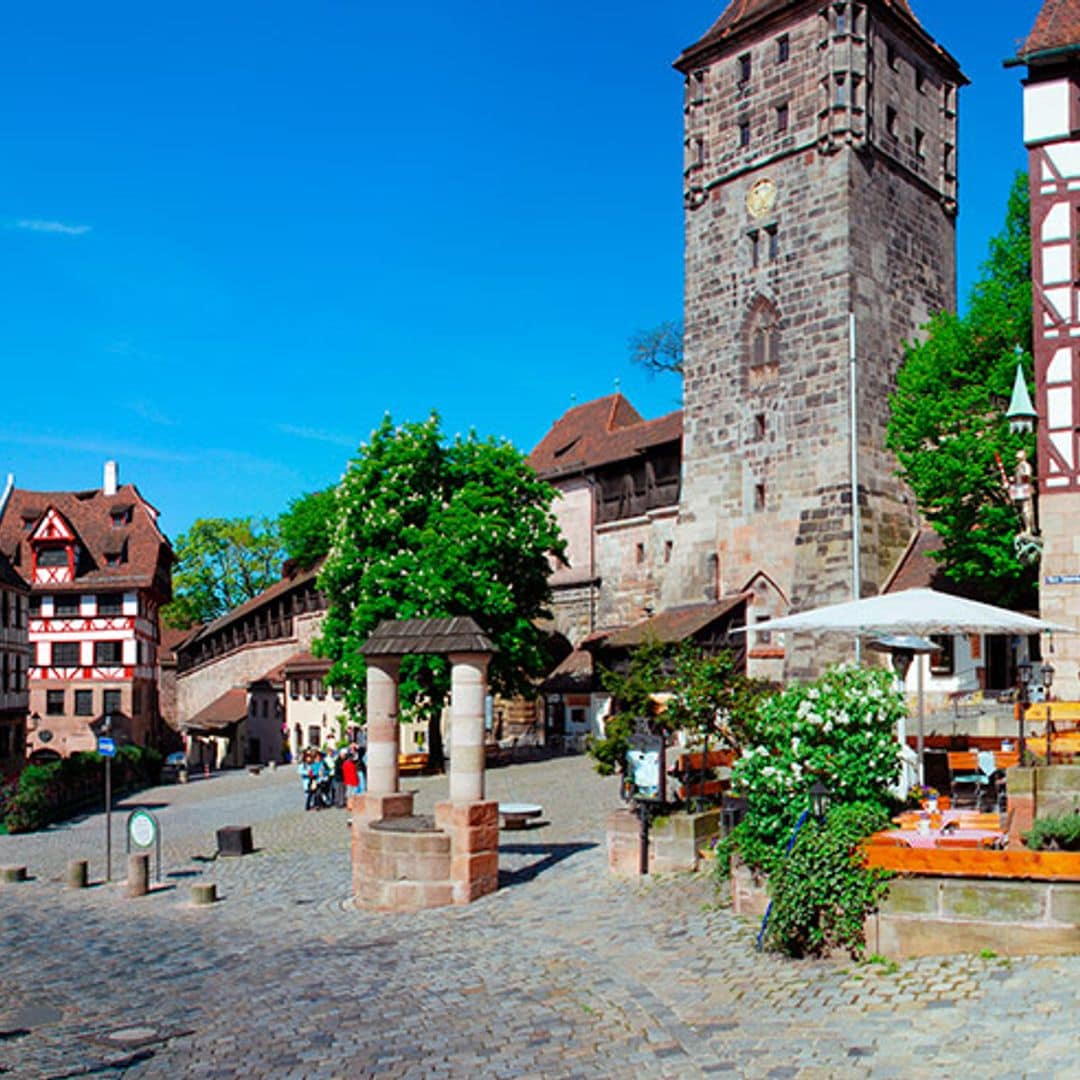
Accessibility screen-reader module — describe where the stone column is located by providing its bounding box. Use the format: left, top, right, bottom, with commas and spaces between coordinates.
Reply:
448, 653, 490, 803
365, 657, 400, 796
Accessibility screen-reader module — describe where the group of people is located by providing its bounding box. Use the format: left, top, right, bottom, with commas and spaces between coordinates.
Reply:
298, 745, 366, 811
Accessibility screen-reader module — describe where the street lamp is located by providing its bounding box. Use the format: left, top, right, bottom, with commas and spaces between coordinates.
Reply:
1041, 660, 1055, 762
809, 780, 831, 823
1017, 658, 1033, 764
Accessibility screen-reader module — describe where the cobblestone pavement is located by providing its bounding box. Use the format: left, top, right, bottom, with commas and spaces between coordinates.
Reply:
1, 756, 1077, 1079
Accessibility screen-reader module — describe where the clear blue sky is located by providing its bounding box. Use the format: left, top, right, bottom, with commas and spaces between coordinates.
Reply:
1, 0, 1043, 539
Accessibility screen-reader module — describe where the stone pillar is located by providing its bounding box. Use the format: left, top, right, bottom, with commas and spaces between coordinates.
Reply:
365, 657, 400, 797
448, 653, 490, 803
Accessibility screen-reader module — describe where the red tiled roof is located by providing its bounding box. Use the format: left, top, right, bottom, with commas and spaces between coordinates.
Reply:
0, 483, 171, 597
183, 687, 248, 733
601, 596, 750, 649
528, 394, 682, 479
280, 650, 331, 676
1018, 0, 1080, 61
883, 526, 947, 593
160, 625, 198, 665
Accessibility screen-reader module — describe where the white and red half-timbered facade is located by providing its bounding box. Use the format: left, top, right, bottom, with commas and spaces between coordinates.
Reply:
0, 462, 172, 756
1016, 0, 1080, 697
0, 476, 30, 768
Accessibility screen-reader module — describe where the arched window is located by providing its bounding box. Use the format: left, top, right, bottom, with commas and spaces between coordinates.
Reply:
746, 297, 781, 387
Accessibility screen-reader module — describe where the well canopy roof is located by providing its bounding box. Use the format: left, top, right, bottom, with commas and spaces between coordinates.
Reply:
360, 617, 496, 658
740, 588, 1072, 637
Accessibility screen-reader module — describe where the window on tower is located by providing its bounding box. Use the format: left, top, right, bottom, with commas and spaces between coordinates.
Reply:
754, 483, 767, 512
777, 35, 789, 63
835, 75, 847, 108
767, 226, 779, 262
914, 127, 926, 161
886, 106, 898, 139
834, 3, 848, 35
776, 103, 789, 133
754, 413, 767, 441
915, 67, 926, 94
739, 119, 751, 147
738, 53, 751, 85
749, 230, 760, 269
746, 298, 781, 387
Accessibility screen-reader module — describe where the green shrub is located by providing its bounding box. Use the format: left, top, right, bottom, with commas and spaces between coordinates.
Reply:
731, 665, 903, 856
1023, 812, 1080, 851
765, 801, 892, 958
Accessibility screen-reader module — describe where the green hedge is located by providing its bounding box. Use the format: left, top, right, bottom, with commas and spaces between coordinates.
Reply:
3, 746, 162, 833
1024, 812, 1080, 852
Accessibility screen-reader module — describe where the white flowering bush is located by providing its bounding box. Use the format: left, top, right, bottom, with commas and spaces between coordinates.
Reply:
731, 665, 904, 858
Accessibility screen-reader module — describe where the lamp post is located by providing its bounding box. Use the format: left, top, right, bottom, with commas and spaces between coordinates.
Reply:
1041, 660, 1055, 763
809, 779, 831, 823
1017, 658, 1032, 766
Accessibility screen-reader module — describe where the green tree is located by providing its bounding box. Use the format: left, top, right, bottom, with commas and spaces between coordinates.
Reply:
279, 488, 337, 570
316, 413, 565, 767
589, 639, 769, 777
162, 517, 284, 628
886, 173, 1035, 605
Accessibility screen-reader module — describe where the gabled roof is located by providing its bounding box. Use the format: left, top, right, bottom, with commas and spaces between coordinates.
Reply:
280, 650, 331, 676
528, 394, 682, 479
0, 483, 171, 596
1015, 0, 1080, 63
883, 526, 948, 594
675, 0, 964, 82
183, 687, 248, 733
600, 596, 749, 649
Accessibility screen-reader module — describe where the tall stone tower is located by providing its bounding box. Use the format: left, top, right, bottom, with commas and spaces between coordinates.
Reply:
665, 0, 965, 675
1015, 0, 1080, 699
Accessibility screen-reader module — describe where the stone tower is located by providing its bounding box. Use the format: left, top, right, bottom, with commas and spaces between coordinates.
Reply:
665, 0, 965, 675
1014, 0, 1080, 699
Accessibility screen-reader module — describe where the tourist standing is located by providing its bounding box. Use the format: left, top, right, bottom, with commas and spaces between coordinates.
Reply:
342, 751, 360, 805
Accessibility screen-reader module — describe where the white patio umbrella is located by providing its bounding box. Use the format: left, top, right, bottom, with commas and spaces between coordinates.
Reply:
752, 588, 1072, 637
737, 588, 1074, 788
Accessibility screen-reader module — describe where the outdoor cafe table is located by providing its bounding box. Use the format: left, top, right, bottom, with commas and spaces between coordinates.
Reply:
885, 809, 1005, 849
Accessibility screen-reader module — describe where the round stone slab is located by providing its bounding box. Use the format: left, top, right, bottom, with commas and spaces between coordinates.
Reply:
498, 803, 543, 829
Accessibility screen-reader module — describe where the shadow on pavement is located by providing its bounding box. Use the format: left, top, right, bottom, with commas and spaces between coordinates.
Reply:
497, 841, 596, 888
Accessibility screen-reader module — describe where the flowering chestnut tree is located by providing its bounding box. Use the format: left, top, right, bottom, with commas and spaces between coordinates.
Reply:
316, 413, 565, 766
731, 665, 904, 855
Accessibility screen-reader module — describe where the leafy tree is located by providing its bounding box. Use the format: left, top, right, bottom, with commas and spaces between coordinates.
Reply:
886, 173, 1035, 605
162, 517, 284, 628
279, 488, 337, 570
628, 320, 684, 377
589, 639, 770, 777
316, 413, 565, 768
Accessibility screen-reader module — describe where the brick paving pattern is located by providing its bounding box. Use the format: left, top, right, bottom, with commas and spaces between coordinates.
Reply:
1, 756, 1076, 1078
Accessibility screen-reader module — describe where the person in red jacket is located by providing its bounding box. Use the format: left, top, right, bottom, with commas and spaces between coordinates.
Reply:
341, 751, 360, 806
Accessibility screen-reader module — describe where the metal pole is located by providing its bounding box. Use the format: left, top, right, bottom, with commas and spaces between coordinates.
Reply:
104, 715, 112, 883
849, 313, 862, 666
917, 655, 926, 785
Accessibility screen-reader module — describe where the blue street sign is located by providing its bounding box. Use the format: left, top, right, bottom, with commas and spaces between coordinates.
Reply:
97, 736, 117, 758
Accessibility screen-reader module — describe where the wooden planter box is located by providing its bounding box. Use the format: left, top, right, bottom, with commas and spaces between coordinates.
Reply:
863, 844, 1080, 881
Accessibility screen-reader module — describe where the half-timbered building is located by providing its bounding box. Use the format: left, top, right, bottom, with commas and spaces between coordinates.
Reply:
0, 463, 172, 756
0, 523, 30, 768
1015, 0, 1080, 698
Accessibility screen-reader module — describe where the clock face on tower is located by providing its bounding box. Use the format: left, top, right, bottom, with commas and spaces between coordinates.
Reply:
746, 178, 777, 219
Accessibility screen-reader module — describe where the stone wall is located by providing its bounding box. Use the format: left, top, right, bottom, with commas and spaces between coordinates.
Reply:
176, 611, 323, 722
1038, 493, 1080, 700
668, 3, 959, 677
607, 807, 721, 876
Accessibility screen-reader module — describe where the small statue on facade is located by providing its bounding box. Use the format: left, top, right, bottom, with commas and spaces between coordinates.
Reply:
1009, 448, 1036, 536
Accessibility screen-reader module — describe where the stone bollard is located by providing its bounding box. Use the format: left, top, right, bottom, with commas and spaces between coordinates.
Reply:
127, 853, 150, 898
191, 883, 217, 906
67, 859, 89, 889
0, 865, 27, 883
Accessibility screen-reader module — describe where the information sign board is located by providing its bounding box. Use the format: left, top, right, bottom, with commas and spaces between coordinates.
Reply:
97, 736, 117, 758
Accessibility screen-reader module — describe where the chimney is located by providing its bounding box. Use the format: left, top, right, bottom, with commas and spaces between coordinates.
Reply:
103, 460, 119, 497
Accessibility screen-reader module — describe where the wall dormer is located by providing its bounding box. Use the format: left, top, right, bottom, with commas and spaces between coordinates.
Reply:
29, 508, 79, 585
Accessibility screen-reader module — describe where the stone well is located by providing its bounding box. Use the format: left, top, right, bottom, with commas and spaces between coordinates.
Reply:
351, 619, 500, 911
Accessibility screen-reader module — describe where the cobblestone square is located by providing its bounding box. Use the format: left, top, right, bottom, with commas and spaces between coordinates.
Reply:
0, 756, 1076, 1078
